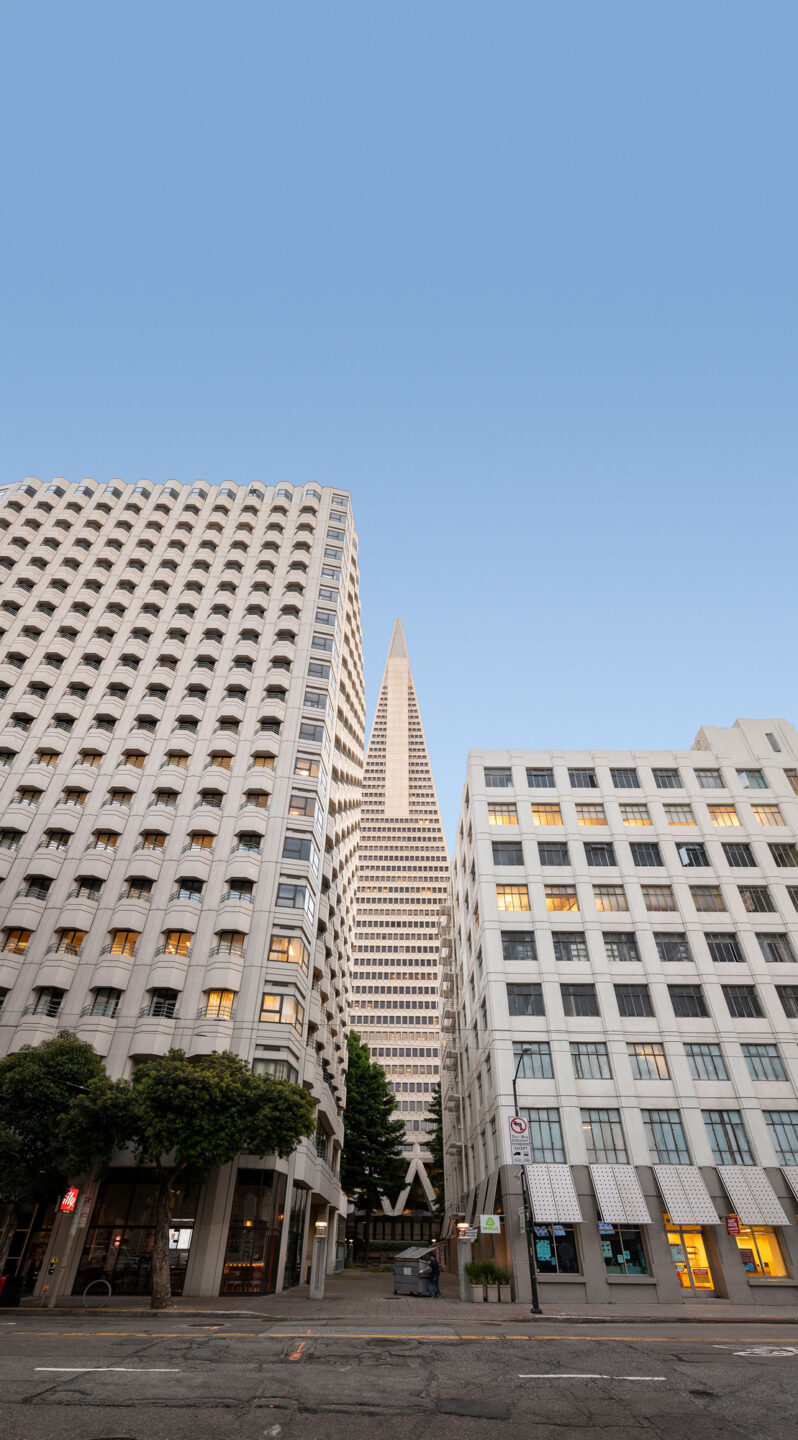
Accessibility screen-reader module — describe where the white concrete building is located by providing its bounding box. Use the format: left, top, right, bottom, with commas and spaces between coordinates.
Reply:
0, 474, 364, 1296
442, 719, 798, 1308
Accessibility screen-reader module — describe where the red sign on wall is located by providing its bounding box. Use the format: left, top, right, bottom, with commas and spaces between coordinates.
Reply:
59, 1187, 80, 1213
725, 1216, 741, 1236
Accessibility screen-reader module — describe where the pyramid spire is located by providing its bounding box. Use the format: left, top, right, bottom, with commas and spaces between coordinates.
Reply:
388, 617, 408, 660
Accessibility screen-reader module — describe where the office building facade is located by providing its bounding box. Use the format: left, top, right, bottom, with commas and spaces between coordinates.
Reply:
0, 474, 364, 1296
442, 719, 798, 1307
350, 620, 447, 1243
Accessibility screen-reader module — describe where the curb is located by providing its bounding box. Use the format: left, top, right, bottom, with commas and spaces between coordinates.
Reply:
13, 1305, 798, 1326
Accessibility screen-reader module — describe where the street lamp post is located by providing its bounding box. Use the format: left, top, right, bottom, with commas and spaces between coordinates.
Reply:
512, 1047, 542, 1316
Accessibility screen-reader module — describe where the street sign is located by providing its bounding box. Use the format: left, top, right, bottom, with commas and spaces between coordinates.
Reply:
725, 1216, 741, 1236
480, 1213, 501, 1235
460, 1227, 478, 1243
508, 1114, 532, 1164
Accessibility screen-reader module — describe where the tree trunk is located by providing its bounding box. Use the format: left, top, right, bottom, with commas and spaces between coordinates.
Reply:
150, 1171, 173, 1310
0, 1203, 18, 1273
362, 1208, 370, 1269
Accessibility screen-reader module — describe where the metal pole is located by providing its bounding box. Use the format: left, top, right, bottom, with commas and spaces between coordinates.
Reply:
513, 1053, 542, 1316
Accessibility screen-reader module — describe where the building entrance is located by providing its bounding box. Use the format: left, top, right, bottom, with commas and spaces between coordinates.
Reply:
666, 1225, 715, 1293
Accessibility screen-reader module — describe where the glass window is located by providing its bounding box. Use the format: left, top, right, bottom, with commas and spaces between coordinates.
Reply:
743, 1045, 786, 1082
501, 930, 536, 962
653, 768, 682, 789
496, 884, 530, 912
603, 931, 639, 962
484, 767, 512, 788
705, 931, 744, 963
259, 992, 304, 1030
545, 884, 578, 911
685, 1043, 728, 1081
785, 769, 798, 796
777, 985, 798, 1019
520, 1108, 565, 1162
703, 1109, 754, 1164
513, 1041, 553, 1079
734, 1226, 789, 1279
488, 802, 518, 825
664, 804, 696, 826
757, 933, 795, 964
599, 1225, 649, 1276
561, 983, 599, 1017
552, 931, 588, 962
493, 841, 524, 865
723, 984, 764, 1019
571, 1041, 611, 1079
569, 768, 597, 788
526, 768, 555, 788
641, 884, 678, 911
576, 804, 606, 825
751, 804, 784, 826
709, 804, 740, 827
204, 989, 235, 1020
695, 769, 724, 789
581, 1108, 627, 1162
615, 983, 653, 1018
678, 842, 710, 868
531, 803, 562, 826
643, 1109, 690, 1163
267, 935, 309, 971
109, 929, 139, 956
737, 769, 768, 789
739, 885, 775, 913
630, 842, 663, 866
532, 1224, 580, 1274
507, 983, 544, 1016
654, 932, 692, 962
538, 841, 570, 866
722, 842, 756, 867
620, 804, 651, 826
610, 767, 639, 789
669, 984, 708, 1018
594, 884, 627, 911
691, 885, 725, 912
763, 1111, 798, 1163
584, 843, 616, 867
628, 1042, 669, 1079
769, 842, 798, 868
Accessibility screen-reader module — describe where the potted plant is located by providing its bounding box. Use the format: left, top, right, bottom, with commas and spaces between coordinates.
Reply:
465, 1259, 484, 1302
483, 1261, 500, 1303
495, 1266, 513, 1303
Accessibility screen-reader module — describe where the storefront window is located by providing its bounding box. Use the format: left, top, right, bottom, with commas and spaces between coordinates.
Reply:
598, 1224, 649, 1276
221, 1168, 286, 1295
73, 1170, 197, 1297
734, 1227, 789, 1279
283, 1185, 309, 1288
532, 1224, 580, 1274
666, 1225, 715, 1291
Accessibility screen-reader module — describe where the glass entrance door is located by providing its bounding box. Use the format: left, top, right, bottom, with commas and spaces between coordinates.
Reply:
666, 1226, 715, 1293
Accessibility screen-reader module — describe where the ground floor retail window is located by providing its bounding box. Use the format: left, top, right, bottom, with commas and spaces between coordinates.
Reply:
73, 1170, 197, 1297
283, 1185, 308, 1288
533, 1225, 579, 1274
666, 1225, 715, 1292
221, 1168, 287, 1295
734, 1227, 790, 1279
598, 1224, 649, 1276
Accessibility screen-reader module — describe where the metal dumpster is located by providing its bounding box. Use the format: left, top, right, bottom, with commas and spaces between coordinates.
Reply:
393, 1245, 439, 1295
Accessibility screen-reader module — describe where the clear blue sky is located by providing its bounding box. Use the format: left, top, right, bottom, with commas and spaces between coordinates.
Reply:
2, 3, 796, 841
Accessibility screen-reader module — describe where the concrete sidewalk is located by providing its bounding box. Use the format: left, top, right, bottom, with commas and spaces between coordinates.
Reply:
18, 1267, 798, 1325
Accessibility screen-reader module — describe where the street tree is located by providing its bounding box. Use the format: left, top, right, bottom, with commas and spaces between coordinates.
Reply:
426, 1081, 445, 1215
62, 1048, 315, 1309
340, 1031, 405, 1263
0, 1032, 109, 1269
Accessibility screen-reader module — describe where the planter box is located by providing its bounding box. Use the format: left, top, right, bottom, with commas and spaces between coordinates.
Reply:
485, 1283, 499, 1303
499, 1284, 513, 1303
469, 1283, 484, 1303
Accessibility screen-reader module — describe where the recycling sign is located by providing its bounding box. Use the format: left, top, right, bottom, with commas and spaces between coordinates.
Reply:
480, 1213, 502, 1234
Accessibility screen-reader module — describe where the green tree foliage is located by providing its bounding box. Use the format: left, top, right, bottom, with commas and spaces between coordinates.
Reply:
426, 1081, 445, 1214
0, 1032, 109, 1266
60, 1048, 315, 1309
340, 1031, 405, 1261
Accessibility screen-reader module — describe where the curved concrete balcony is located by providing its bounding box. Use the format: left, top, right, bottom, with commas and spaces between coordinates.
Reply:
214, 898, 253, 934
34, 957, 80, 991
74, 1014, 115, 1055
108, 896, 151, 931
190, 801, 224, 831
129, 1015, 178, 1059
162, 898, 202, 933
0, 802, 36, 833
128, 845, 166, 879
56, 896, 100, 933
223, 849, 261, 884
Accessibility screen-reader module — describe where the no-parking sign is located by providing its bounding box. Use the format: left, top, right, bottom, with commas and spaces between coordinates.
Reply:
508, 1114, 532, 1163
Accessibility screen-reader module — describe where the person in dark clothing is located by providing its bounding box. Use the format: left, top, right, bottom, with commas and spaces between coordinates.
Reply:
426, 1254, 441, 1298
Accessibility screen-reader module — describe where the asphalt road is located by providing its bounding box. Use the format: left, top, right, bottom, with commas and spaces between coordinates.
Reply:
3, 1315, 798, 1439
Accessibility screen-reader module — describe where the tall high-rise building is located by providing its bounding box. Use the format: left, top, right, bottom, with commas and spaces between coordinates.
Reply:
0, 475, 364, 1297
442, 719, 798, 1309
351, 620, 448, 1234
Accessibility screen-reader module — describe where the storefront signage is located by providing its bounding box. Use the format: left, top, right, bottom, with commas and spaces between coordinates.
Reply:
59, 1187, 79, 1213
725, 1216, 741, 1236
480, 1213, 501, 1234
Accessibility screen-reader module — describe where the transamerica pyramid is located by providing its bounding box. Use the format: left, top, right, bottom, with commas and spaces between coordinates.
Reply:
352, 620, 449, 1218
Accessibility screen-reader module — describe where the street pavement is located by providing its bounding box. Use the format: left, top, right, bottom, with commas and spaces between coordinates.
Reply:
4, 1309, 798, 1439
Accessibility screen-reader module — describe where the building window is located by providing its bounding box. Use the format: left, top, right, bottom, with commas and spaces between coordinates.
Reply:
743, 1045, 786, 1082
32, 987, 65, 1018
757, 933, 795, 964
628, 1042, 669, 1080
571, 1041, 611, 1079
581, 1108, 627, 1163
539, 841, 570, 866
203, 989, 235, 1020
561, 983, 599, 1017
643, 1109, 690, 1163
109, 930, 139, 956
520, 1108, 565, 1162
654, 932, 692, 963
785, 769, 798, 796
526, 768, 555, 788
620, 804, 651, 826
600, 1226, 649, 1276
769, 842, 798, 868
763, 1111, 798, 1164
739, 885, 775, 913
733, 1226, 790, 1279
492, 841, 524, 865
545, 884, 578, 911
777, 986, 798, 1019
615, 983, 653, 1018
593, 884, 627, 912
531, 803, 562, 826
86, 987, 121, 1019
513, 1041, 553, 1079
267, 935, 310, 971
751, 804, 784, 827
788, 887, 798, 913
569, 768, 597, 789
641, 884, 678, 911
685, 1043, 728, 1081
722, 842, 755, 867
709, 804, 741, 827
669, 984, 708, 1018
704, 931, 743, 964
507, 983, 544, 1017
533, 1224, 580, 1274
630, 842, 663, 867
611, 767, 639, 789
488, 803, 518, 825
696, 769, 724, 789
259, 992, 304, 1030
664, 804, 695, 826
276, 882, 314, 920
143, 987, 179, 1018
552, 931, 588, 962
723, 984, 764, 1019
653, 768, 682, 789
584, 843, 616, 867
496, 884, 530, 912
678, 842, 710, 868
691, 885, 725, 912
485, 767, 512, 788
737, 769, 768, 789
576, 804, 606, 825
501, 930, 536, 963
703, 1109, 754, 1164
603, 932, 639, 963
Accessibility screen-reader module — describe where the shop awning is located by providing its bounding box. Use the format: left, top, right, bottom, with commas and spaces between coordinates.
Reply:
716, 1166, 789, 1226
781, 1167, 798, 1204
464, 1186, 476, 1225
652, 1165, 720, 1226
589, 1165, 651, 1224
524, 1164, 583, 1223
483, 1170, 499, 1216
473, 1177, 488, 1221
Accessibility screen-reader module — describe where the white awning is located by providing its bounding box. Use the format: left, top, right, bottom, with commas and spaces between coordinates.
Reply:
716, 1166, 789, 1226
652, 1165, 721, 1226
524, 1164, 582, 1223
589, 1165, 651, 1224
483, 1170, 499, 1216
464, 1186, 476, 1224
474, 1177, 488, 1221
781, 1167, 798, 1204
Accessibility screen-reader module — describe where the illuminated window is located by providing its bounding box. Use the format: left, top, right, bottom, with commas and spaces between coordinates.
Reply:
751, 804, 784, 826
207, 753, 231, 770
664, 804, 695, 826
109, 930, 139, 956
295, 755, 320, 778
593, 884, 628, 912
531, 803, 562, 826
488, 803, 518, 825
496, 884, 530, 912
204, 989, 235, 1020
186, 832, 214, 850
267, 935, 310, 971
288, 793, 317, 818
620, 804, 651, 827
138, 832, 165, 850
259, 992, 304, 1030
2, 928, 31, 954
576, 804, 606, 825
708, 804, 740, 827
734, 1227, 789, 1278
545, 884, 578, 912
628, 1043, 669, 1079
162, 930, 192, 956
